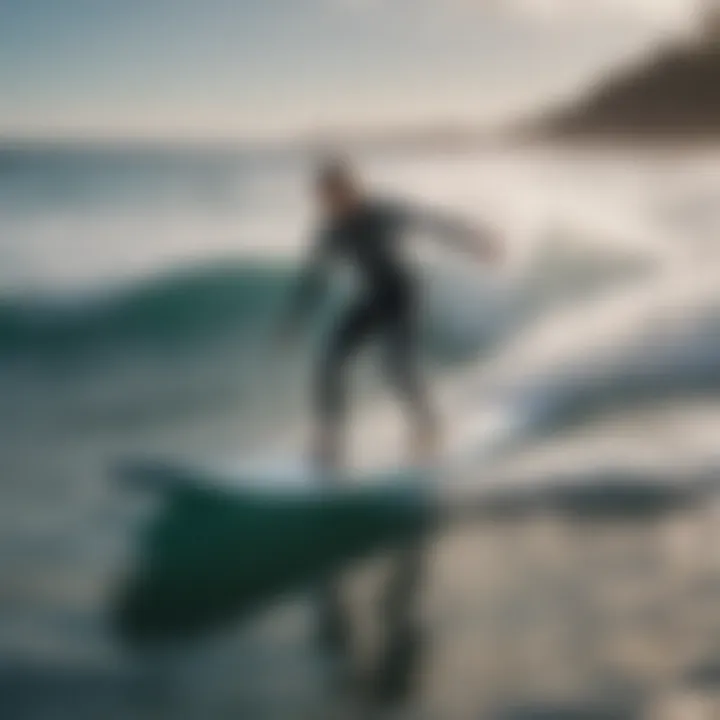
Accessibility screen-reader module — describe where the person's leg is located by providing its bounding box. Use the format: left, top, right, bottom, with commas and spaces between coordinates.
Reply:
372, 296, 434, 704
314, 299, 379, 664
382, 296, 440, 463
315, 299, 379, 471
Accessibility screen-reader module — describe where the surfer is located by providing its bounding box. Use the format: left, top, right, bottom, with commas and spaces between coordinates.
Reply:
282, 157, 502, 469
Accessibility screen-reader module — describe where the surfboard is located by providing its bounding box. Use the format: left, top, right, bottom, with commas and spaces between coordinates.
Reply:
113, 459, 435, 646
111, 453, 714, 648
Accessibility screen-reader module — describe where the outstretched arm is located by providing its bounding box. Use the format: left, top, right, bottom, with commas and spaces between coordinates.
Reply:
402, 203, 503, 264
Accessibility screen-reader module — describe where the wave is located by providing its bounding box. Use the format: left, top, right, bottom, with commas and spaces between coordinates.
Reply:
0, 259, 503, 365
445, 266, 720, 459
451, 401, 720, 520
0, 262, 294, 361
0, 231, 654, 370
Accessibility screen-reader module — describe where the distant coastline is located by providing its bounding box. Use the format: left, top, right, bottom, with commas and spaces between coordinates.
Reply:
521, 23, 720, 143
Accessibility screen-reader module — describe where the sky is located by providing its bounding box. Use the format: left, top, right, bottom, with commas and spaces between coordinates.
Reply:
0, 0, 702, 140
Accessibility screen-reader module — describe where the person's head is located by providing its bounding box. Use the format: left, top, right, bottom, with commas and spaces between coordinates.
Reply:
314, 156, 362, 217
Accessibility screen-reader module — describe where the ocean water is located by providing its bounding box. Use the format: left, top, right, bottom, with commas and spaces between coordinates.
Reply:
2, 141, 720, 719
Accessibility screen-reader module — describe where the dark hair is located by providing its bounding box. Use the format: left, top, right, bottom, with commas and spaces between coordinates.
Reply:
315, 156, 355, 192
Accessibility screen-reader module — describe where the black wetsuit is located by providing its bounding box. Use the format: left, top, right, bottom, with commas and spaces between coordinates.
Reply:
292, 199, 430, 426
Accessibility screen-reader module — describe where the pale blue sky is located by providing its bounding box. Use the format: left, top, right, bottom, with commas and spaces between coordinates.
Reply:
0, 0, 697, 139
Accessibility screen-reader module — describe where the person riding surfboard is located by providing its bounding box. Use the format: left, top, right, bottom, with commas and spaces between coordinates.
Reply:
281, 156, 503, 470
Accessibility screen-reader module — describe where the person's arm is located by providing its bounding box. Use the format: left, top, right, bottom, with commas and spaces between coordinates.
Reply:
398, 202, 503, 263
278, 230, 332, 342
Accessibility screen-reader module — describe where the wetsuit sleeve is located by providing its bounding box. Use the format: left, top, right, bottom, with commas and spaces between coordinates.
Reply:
282, 229, 333, 334
392, 201, 498, 259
